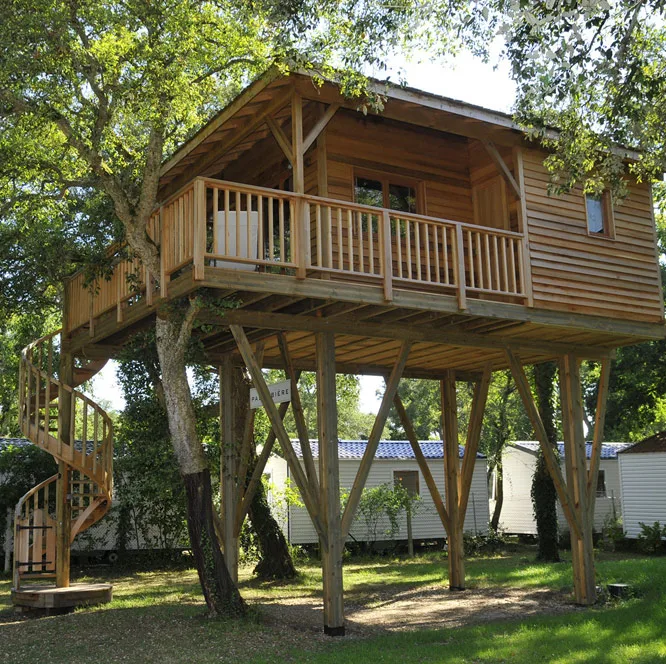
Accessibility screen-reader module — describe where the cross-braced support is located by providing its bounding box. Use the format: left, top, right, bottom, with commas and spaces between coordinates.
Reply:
394, 367, 490, 591
507, 350, 611, 605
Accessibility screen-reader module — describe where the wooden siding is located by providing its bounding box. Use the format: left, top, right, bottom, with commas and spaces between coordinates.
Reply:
267, 456, 489, 545
619, 452, 666, 538
523, 149, 663, 322
498, 446, 622, 535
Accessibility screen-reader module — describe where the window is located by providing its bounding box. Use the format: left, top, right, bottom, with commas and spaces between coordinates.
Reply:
585, 191, 614, 238
596, 470, 607, 498
354, 173, 418, 214
394, 470, 420, 497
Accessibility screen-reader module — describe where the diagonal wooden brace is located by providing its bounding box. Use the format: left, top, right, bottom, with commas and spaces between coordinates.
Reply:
506, 349, 582, 540
230, 324, 326, 541
340, 341, 411, 542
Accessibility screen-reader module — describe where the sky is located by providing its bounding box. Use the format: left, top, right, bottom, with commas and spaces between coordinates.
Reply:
89, 48, 516, 415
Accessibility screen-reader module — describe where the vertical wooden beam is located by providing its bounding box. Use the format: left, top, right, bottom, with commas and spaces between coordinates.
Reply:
55, 461, 71, 588
560, 354, 596, 605
56, 351, 74, 588
340, 342, 411, 539
219, 356, 238, 583
459, 367, 491, 523
587, 358, 611, 517
316, 115, 331, 275
393, 394, 450, 532
513, 148, 534, 306
441, 371, 465, 590
193, 178, 206, 280
292, 91, 306, 278
316, 332, 344, 636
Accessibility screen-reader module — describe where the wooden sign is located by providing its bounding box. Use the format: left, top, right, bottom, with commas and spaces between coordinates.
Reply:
250, 379, 291, 409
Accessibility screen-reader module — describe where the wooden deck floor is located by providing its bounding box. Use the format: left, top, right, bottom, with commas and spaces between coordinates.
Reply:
12, 583, 113, 611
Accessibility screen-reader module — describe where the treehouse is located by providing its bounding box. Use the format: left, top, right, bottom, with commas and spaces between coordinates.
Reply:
16, 70, 664, 631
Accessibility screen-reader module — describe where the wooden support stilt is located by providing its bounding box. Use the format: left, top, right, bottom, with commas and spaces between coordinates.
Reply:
220, 356, 239, 583
441, 371, 464, 590
316, 332, 345, 636
560, 354, 596, 605
56, 352, 74, 588
587, 358, 611, 519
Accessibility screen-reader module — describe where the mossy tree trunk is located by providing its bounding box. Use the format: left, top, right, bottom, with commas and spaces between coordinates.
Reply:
156, 313, 245, 616
531, 362, 561, 562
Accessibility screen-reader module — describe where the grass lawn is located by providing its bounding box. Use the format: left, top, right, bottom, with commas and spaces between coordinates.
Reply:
1, 549, 665, 663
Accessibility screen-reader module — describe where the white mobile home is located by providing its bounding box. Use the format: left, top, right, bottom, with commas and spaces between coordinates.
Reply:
266, 440, 489, 545
498, 441, 630, 535
619, 432, 666, 538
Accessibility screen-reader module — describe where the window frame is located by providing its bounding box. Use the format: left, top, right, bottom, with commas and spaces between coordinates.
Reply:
595, 469, 607, 498
584, 190, 615, 240
353, 167, 424, 215
393, 469, 420, 497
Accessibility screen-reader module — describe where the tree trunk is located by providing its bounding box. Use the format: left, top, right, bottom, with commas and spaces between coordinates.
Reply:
490, 463, 504, 532
531, 362, 560, 562
155, 314, 245, 616
249, 473, 297, 580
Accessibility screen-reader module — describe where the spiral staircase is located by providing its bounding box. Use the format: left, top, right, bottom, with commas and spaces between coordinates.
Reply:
12, 331, 113, 609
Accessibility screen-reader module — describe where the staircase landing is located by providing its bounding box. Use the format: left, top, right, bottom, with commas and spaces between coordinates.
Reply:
12, 583, 112, 612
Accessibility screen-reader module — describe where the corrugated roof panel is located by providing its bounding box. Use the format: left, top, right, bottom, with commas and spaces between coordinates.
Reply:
291, 440, 486, 460
512, 441, 632, 460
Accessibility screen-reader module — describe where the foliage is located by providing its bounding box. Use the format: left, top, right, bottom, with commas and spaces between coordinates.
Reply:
350, 483, 416, 543
0, 442, 57, 555
637, 521, 666, 555
600, 506, 625, 553
463, 526, 508, 557
495, 1, 666, 193
531, 361, 561, 562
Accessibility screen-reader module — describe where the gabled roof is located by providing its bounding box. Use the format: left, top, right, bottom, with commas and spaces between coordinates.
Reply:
619, 431, 666, 454
512, 441, 632, 460
292, 440, 485, 461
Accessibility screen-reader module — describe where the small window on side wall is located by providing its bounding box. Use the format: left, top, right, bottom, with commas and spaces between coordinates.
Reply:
585, 191, 614, 238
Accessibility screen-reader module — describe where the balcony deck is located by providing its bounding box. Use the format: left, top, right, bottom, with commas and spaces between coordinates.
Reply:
63, 178, 664, 377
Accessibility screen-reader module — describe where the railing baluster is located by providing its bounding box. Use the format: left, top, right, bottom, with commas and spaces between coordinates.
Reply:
358, 212, 364, 273
337, 208, 343, 270
493, 236, 501, 291
443, 227, 450, 285
501, 238, 509, 293
257, 194, 264, 261
369, 214, 375, 274
212, 186, 219, 253
454, 225, 467, 310
326, 206, 333, 269
347, 209, 354, 271
268, 197, 275, 261
509, 239, 517, 293
424, 223, 431, 282
224, 189, 231, 256
316, 205, 323, 267
406, 219, 412, 280
467, 230, 475, 289
415, 222, 421, 281
279, 199, 285, 262
395, 217, 402, 279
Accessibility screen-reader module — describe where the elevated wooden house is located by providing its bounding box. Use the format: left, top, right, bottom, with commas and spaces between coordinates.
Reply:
16, 70, 664, 631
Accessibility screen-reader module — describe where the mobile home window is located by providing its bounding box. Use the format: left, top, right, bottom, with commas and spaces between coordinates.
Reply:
394, 470, 420, 496
585, 191, 614, 238
596, 469, 606, 498
355, 174, 417, 214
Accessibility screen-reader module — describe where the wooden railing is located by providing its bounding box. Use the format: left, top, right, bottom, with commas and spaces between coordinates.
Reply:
64, 177, 529, 334
16, 331, 114, 588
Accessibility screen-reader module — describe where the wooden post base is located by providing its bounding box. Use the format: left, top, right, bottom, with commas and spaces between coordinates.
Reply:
324, 624, 346, 637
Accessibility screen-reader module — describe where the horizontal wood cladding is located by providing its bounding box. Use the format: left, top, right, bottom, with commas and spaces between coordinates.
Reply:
523, 150, 663, 322
324, 111, 475, 223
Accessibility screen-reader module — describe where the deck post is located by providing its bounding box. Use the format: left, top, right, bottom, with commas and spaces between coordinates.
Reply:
56, 351, 74, 588
560, 354, 596, 605
441, 371, 465, 590
316, 331, 345, 636
220, 356, 239, 583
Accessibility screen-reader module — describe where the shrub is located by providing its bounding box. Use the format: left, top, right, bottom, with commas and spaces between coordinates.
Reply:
637, 521, 666, 555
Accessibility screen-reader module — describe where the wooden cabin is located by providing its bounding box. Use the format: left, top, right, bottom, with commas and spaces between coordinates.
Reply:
17, 70, 664, 630
267, 441, 489, 545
